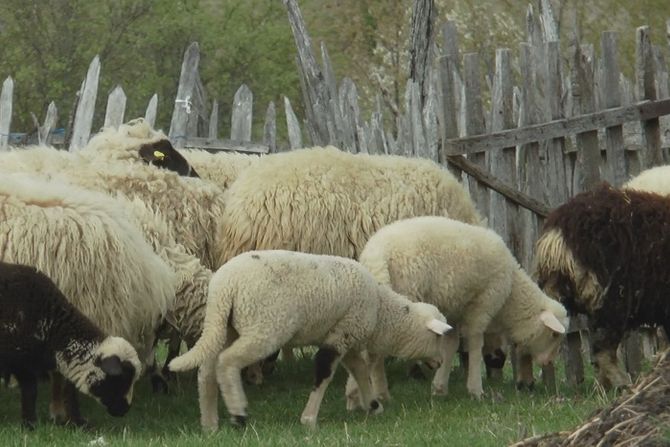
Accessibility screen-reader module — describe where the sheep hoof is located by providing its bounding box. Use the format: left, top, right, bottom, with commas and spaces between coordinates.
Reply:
230, 415, 247, 428
151, 375, 169, 394
431, 384, 448, 396
369, 399, 383, 415
467, 388, 484, 400
516, 381, 535, 392
300, 414, 317, 429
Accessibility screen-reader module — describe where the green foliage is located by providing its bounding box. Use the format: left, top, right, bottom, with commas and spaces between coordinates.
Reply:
0, 355, 611, 446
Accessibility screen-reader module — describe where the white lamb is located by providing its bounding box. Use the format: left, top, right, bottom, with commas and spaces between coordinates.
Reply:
354, 216, 568, 401
168, 250, 452, 430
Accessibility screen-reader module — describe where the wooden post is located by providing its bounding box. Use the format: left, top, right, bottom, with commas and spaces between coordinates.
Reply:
409, 0, 436, 108
208, 100, 219, 140
462, 53, 489, 220
231, 84, 253, 142
636, 26, 665, 167
284, 96, 302, 150
39, 102, 58, 145
69, 56, 100, 151
169, 42, 200, 148
601, 32, 628, 186
103, 85, 126, 129
0, 77, 13, 150
144, 94, 158, 128
439, 21, 463, 178
264, 101, 277, 153
572, 44, 600, 192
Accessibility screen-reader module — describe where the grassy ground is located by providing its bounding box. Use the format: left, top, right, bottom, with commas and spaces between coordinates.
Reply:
0, 353, 614, 447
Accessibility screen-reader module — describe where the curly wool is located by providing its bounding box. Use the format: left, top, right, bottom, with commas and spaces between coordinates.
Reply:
624, 165, 670, 195
180, 148, 259, 189
215, 146, 483, 265
0, 173, 175, 355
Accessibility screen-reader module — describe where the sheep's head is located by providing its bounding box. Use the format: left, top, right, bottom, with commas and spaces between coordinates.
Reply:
138, 139, 200, 178
83, 337, 142, 417
393, 301, 452, 361
516, 307, 568, 367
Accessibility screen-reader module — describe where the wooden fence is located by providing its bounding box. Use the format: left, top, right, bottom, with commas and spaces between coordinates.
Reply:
0, 42, 304, 155
281, 0, 670, 387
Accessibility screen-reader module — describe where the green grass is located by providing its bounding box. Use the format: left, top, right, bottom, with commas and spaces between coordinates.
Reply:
0, 354, 613, 446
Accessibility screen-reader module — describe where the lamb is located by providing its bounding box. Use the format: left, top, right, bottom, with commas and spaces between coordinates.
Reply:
534, 182, 670, 388
352, 216, 568, 402
168, 250, 452, 430
0, 261, 142, 428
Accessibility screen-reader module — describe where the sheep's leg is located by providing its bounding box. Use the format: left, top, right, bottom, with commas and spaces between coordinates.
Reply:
161, 335, 183, 380
63, 380, 88, 427
197, 357, 219, 433
15, 372, 38, 429
217, 336, 280, 427
591, 327, 630, 389
341, 351, 382, 415
147, 348, 169, 394
49, 372, 67, 424
465, 331, 485, 399
432, 329, 460, 396
300, 347, 342, 429
516, 354, 535, 391
369, 353, 391, 402
345, 373, 361, 411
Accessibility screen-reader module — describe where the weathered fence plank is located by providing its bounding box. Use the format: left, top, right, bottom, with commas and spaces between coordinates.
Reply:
264, 101, 277, 153
208, 100, 219, 140
69, 56, 100, 151
169, 42, 200, 148
636, 26, 665, 167
601, 32, 628, 186
144, 94, 158, 128
409, 0, 436, 107
284, 96, 303, 150
231, 84, 253, 142
39, 101, 58, 145
103, 85, 126, 129
0, 77, 13, 150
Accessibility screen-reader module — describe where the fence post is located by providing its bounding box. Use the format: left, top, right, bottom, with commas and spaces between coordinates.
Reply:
208, 100, 219, 140
264, 101, 277, 153
0, 77, 13, 150
169, 42, 200, 148
69, 56, 100, 151
601, 32, 628, 186
284, 96, 303, 150
103, 85, 126, 129
439, 21, 462, 178
636, 26, 665, 167
144, 94, 158, 128
231, 84, 253, 142
39, 101, 58, 145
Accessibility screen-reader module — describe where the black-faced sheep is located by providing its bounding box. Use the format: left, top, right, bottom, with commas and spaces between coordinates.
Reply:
534, 182, 670, 388
168, 250, 451, 430
352, 216, 567, 402
0, 261, 142, 428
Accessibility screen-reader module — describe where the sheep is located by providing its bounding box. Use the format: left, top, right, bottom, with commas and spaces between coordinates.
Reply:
168, 250, 452, 430
178, 148, 258, 187
0, 261, 142, 428
624, 165, 670, 195
0, 138, 226, 271
0, 173, 175, 419
534, 182, 670, 388
350, 216, 568, 402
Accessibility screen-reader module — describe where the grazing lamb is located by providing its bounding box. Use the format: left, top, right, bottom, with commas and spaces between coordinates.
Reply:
0, 261, 142, 428
535, 182, 670, 388
352, 216, 568, 402
168, 250, 451, 430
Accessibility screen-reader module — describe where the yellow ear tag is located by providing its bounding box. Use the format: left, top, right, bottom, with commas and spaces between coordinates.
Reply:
153, 150, 166, 160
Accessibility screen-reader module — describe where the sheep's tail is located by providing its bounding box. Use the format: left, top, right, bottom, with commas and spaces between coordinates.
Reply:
168, 277, 233, 372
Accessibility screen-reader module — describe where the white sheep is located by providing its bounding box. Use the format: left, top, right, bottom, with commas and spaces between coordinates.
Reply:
168, 250, 452, 430
0, 173, 175, 361
179, 148, 259, 188
354, 216, 568, 401
0, 138, 226, 270
624, 165, 670, 194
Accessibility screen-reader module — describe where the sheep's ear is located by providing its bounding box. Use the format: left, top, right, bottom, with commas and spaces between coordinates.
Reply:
426, 319, 453, 335
540, 310, 566, 334
138, 139, 200, 178
98, 355, 123, 376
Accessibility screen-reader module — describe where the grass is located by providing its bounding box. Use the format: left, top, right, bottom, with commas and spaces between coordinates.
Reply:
0, 353, 614, 447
